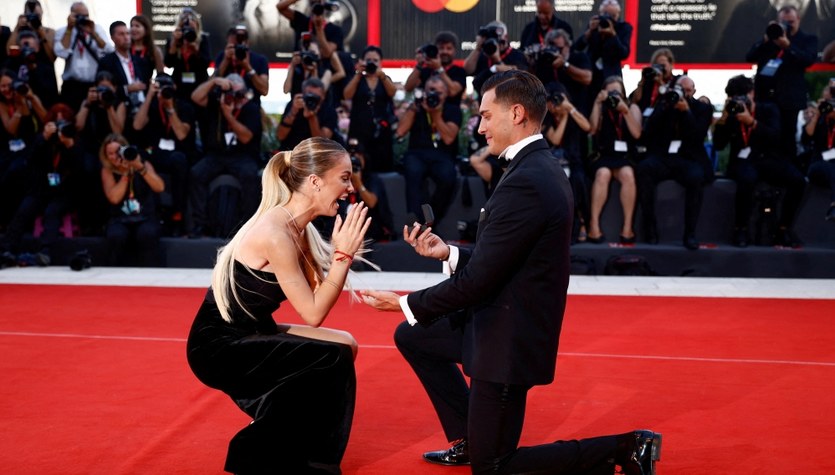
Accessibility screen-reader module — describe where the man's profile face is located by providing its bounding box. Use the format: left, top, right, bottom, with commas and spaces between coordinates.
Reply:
678, 78, 696, 99
478, 89, 514, 156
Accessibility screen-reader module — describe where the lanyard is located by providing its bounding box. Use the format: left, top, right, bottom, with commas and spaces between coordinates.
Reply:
738, 111, 756, 147
607, 110, 623, 141
488, 47, 514, 67
158, 100, 173, 136
181, 47, 192, 72
227, 107, 243, 132
131, 46, 146, 58
537, 27, 551, 46
127, 172, 135, 200
77, 32, 86, 56
52, 151, 61, 170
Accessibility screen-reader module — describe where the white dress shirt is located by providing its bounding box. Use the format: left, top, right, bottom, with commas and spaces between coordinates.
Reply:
54, 24, 114, 82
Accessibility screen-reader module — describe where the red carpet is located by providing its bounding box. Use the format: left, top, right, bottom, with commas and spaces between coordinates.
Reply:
1, 283, 835, 474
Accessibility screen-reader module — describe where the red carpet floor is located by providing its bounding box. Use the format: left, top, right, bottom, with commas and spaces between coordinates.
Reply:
1, 283, 835, 474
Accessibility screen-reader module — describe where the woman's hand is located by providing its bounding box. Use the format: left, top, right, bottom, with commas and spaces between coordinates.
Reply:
403, 223, 450, 261
331, 202, 371, 257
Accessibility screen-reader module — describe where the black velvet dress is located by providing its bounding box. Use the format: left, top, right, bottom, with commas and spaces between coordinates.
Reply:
186, 261, 356, 474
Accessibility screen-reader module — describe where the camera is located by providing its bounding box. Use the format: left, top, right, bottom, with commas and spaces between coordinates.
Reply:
364, 60, 378, 75
20, 45, 37, 63
96, 86, 118, 107
300, 31, 312, 48
221, 88, 249, 105
119, 145, 139, 161
75, 14, 91, 28
819, 100, 835, 116
547, 90, 564, 106
302, 92, 321, 110
726, 95, 750, 115
605, 90, 622, 110
55, 120, 77, 139
425, 90, 441, 109
234, 44, 249, 61
350, 155, 362, 172
301, 51, 319, 66
312, 1, 339, 16
420, 43, 438, 60
478, 25, 501, 56
181, 26, 197, 42
69, 249, 92, 271
642, 63, 665, 80
661, 84, 684, 104
13, 80, 29, 95
598, 14, 613, 29
25, 12, 41, 30
156, 76, 176, 99
766, 22, 789, 41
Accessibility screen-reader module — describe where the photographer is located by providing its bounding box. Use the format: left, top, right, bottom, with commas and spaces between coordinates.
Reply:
635, 76, 714, 250
0, 106, 84, 268
132, 74, 196, 235
213, 25, 269, 103
97, 21, 150, 120
282, 39, 345, 99
629, 48, 676, 113
344, 139, 395, 241
746, 5, 818, 164
277, 0, 344, 59
75, 71, 127, 157
189, 74, 262, 238
528, 29, 592, 109
714, 75, 805, 248
463, 21, 528, 95
519, 0, 573, 49
587, 77, 643, 244
5, 31, 59, 109
396, 76, 461, 227
164, 8, 211, 102
574, 0, 633, 93
99, 133, 165, 266
404, 31, 466, 107
801, 83, 835, 222
8, 0, 56, 63
277, 77, 337, 151
542, 82, 593, 243
343, 45, 397, 173
53, 2, 114, 112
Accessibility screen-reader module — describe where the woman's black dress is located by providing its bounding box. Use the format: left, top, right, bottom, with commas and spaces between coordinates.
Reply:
187, 261, 356, 474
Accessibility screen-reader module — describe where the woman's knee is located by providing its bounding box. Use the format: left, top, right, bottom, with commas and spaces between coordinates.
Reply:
594, 168, 612, 183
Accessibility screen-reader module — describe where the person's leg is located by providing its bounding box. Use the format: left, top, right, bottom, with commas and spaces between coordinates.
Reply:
188, 155, 222, 234
614, 166, 637, 240
426, 151, 457, 226
807, 161, 835, 220
673, 157, 706, 247
402, 150, 429, 219
135, 219, 163, 267
635, 155, 668, 243
105, 221, 130, 266
728, 161, 757, 246
393, 317, 469, 442
588, 167, 612, 240
228, 156, 263, 222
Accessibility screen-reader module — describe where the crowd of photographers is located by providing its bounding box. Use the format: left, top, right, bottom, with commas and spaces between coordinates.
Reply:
0, 0, 833, 269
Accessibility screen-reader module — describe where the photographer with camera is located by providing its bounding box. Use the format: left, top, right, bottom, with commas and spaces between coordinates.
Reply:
277, 0, 344, 59
278, 77, 337, 151
98, 133, 165, 266
164, 8, 211, 102
283, 39, 345, 99
0, 104, 84, 269
341, 138, 395, 241
746, 5, 818, 165
53, 2, 114, 112
586, 76, 642, 244
801, 82, 835, 222
714, 75, 806, 247
574, 0, 633, 94
8, 0, 56, 63
214, 25, 269, 103
520, 0, 574, 49
635, 76, 714, 250
404, 31, 467, 107
5, 30, 59, 109
396, 76, 461, 228
75, 71, 126, 157
464, 21, 528, 95
189, 73, 262, 238
343, 45, 397, 173
97, 21, 150, 122
629, 48, 676, 114
528, 29, 592, 109
132, 74, 196, 235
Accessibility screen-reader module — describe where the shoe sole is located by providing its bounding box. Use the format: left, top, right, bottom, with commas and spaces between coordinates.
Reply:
650, 433, 662, 475
422, 456, 470, 466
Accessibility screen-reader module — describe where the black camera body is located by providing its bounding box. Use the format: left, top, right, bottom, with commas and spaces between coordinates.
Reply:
119, 145, 140, 161
75, 14, 91, 28
548, 90, 564, 106
598, 14, 614, 29
420, 43, 439, 60
350, 155, 362, 172
234, 44, 249, 61
766, 22, 790, 41
55, 120, 77, 139
425, 90, 441, 109
478, 25, 501, 56
13, 80, 29, 95
20, 45, 37, 63
303, 92, 321, 110
605, 90, 622, 110
662, 85, 684, 104
726, 95, 751, 115
158, 76, 176, 99
312, 1, 339, 16
642, 63, 665, 80
181, 26, 197, 43
301, 51, 319, 66
819, 100, 835, 116
26, 12, 42, 30
364, 60, 378, 75
96, 86, 119, 107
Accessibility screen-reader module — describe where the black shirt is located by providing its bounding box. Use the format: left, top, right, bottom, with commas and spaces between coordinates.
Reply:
520, 15, 574, 49
289, 12, 344, 51
279, 100, 338, 151
407, 102, 462, 159
204, 98, 262, 159
416, 65, 467, 107
134, 96, 197, 157
471, 48, 529, 96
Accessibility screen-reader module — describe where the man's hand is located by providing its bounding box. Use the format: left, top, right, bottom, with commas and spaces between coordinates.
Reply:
404, 223, 450, 260
360, 290, 404, 312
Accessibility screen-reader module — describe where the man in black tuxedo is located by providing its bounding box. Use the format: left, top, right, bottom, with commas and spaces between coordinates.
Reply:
97, 21, 149, 115
361, 70, 661, 475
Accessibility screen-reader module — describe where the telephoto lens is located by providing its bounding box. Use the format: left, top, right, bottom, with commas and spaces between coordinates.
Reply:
119, 145, 139, 161
365, 60, 377, 75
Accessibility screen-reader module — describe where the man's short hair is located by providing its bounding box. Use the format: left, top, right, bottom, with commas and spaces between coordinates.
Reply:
109, 21, 126, 37
481, 70, 547, 125
725, 75, 754, 96
650, 47, 675, 65
302, 77, 326, 92
435, 31, 459, 49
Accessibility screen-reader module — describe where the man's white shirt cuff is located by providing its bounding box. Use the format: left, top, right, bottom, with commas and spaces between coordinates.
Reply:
400, 245, 460, 326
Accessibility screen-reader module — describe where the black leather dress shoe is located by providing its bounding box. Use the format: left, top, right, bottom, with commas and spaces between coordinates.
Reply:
423, 438, 470, 466
617, 430, 662, 475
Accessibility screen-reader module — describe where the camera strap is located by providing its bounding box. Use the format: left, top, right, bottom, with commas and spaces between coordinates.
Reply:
158, 100, 173, 136
739, 113, 755, 147
606, 110, 623, 141
488, 47, 513, 67
75, 30, 100, 64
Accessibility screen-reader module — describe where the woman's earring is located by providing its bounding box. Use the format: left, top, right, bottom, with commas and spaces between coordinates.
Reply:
316, 186, 321, 192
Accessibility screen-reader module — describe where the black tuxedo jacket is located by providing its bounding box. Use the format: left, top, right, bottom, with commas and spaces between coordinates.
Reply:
407, 139, 573, 386
97, 52, 149, 100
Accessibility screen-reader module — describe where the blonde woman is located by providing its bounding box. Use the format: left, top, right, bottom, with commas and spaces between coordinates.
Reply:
186, 137, 371, 474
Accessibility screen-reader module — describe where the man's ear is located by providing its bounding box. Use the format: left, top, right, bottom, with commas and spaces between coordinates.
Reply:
511, 104, 526, 125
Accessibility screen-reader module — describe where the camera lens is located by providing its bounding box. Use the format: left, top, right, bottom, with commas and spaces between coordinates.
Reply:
421, 44, 438, 60
483, 39, 498, 56
365, 60, 377, 75
605, 91, 620, 109
119, 145, 139, 161
182, 27, 197, 42
426, 91, 441, 108
766, 23, 785, 41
